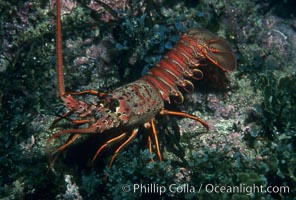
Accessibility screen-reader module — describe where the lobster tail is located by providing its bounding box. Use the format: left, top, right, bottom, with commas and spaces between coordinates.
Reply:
142, 28, 236, 103
187, 28, 237, 72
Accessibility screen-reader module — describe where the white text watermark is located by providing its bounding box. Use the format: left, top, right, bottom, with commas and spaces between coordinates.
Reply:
121, 183, 290, 196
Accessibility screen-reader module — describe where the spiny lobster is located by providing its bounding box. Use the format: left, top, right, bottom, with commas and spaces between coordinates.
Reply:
49, 0, 236, 169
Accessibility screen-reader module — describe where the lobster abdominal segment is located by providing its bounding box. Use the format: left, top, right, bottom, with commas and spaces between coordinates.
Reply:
141, 34, 207, 103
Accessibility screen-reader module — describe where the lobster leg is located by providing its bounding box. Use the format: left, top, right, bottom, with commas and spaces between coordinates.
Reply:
48, 126, 97, 169
91, 132, 127, 165
69, 90, 109, 100
147, 135, 154, 161
51, 134, 80, 155
48, 133, 80, 170
70, 119, 91, 125
49, 126, 97, 140
108, 129, 138, 168
150, 118, 163, 161
160, 109, 209, 130
48, 126, 97, 155
70, 90, 99, 95
68, 90, 110, 97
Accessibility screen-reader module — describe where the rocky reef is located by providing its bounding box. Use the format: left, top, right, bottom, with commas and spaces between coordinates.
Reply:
0, 0, 295, 199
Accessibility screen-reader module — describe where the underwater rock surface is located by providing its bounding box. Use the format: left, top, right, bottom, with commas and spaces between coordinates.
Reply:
0, 0, 295, 199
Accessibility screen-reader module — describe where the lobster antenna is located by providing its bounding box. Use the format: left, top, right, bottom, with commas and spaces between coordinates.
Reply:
56, 0, 66, 97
